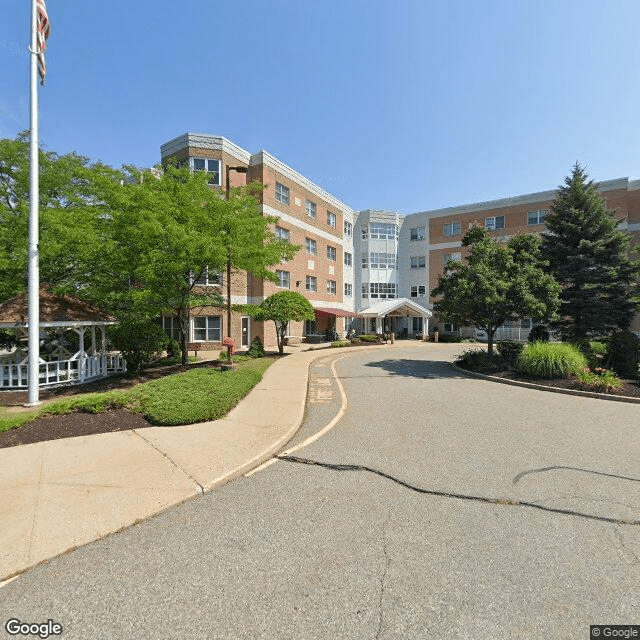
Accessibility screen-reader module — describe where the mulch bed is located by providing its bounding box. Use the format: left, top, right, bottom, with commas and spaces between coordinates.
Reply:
461, 366, 640, 399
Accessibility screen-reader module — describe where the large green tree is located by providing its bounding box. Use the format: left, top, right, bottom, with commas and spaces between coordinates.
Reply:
0, 133, 119, 302
541, 164, 640, 340
431, 227, 560, 355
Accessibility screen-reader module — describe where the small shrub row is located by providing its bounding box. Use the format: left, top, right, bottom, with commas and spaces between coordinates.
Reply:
331, 340, 351, 348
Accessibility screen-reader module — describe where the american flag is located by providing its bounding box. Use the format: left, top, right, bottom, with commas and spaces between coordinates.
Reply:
36, 0, 50, 85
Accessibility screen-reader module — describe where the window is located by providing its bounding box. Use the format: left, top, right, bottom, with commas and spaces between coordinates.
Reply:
485, 215, 505, 230
305, 199, 316, 218
304, 319, 316, 335
275, 226, 290, 242
410, 227, 426, 240
275, 182, 290, 205
410, 285, 426, 297
192, 316, 221, 342
163, 316, 181, 341
362, 283, 369, 298
344, 252, 352, 266
527, 209, 547, 225
410, 256, 426, 269
192, 266, 222, 286
326, 245, 337, 261
305, 276, 317, 292
443, 222, 461, 237
443, 252, 461, 265
369, 282, 396, 299
276, 270, 290, 288
361, 226, 368, 240
192, 158, 220, 186
327, 211, 337, 228
305, 238, 317, 255
443, 323, 460, 332
327, 280, 337, 295
344, 221, 352, 237
345, 283, 353, 297
369, 223, 399, 239
367, 252, 397, 269
412, 317, 424, 333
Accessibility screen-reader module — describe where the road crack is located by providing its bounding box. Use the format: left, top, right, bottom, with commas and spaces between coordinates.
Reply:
276, 455, 640, 526
376, 511, 392, 640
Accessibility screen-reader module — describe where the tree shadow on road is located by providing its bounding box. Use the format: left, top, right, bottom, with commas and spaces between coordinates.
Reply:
360, 358, 466, 379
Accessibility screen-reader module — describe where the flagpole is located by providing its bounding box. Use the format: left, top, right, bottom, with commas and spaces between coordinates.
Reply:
26, 0, 41, 406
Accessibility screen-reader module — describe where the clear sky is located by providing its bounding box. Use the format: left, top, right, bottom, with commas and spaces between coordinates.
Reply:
1, 0, 639, 213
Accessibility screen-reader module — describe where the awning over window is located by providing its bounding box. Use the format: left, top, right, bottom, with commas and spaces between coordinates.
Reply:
314, 307, 358, 317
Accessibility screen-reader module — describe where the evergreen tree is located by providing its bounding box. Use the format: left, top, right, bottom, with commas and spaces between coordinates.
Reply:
541, 164, 640, 340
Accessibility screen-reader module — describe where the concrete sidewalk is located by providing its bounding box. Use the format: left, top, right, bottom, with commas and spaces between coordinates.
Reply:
0, 343, 353, 582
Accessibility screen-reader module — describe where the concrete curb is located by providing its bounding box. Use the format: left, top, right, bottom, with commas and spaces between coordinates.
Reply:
452, 363, 640, 404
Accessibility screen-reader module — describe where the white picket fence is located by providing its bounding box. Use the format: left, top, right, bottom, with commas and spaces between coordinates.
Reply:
0, 353, 126, 389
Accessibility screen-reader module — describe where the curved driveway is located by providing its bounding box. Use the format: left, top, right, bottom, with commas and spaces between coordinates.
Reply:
1, 343, 638, 639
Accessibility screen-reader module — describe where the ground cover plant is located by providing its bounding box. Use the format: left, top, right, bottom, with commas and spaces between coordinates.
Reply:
0, 357, 274, 434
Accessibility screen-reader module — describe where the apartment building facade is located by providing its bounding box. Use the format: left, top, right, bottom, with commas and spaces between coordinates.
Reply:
160, 132, 640, 350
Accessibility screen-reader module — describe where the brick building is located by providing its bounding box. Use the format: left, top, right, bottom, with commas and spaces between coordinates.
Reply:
160, 133, 640, 350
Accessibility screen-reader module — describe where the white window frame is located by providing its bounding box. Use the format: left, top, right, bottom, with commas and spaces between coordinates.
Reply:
305, 199, 317, 219
327, 280, 337, 295
443, 222, 461, 237
410, 285, 426, 298
485, 215, 505, 230
326, 245, 337, 261
192, 316, 221, 342
276, 270, 290, 289
527, 209, 547, 226
410, 227, 426, 241
275, 226, 290, 242
344, 252, 352, 266
275, 182, 290, 205
192, 158, 221, 186
305, 275, 317, 292
344, 221, 352, 237
305, 237, 317, 255
443, 252, 461, 265
327, 211, 337, 228
410, 256, 426, 269
344, 283, 353, 297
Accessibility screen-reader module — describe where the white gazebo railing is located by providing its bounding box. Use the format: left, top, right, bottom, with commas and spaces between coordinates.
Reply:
0, 352, 126, 389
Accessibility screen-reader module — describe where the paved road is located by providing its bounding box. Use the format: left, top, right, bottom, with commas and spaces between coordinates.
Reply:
1, 344, 639, 639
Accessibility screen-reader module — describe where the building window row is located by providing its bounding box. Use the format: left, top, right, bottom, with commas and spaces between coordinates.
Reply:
191, 266, 222, 286
410, 256, 426, 269
443, 221, 461, 237
362, 223, 399, 240
527, 209, 547, 225
361, 282, 397, 299
485, 215, 505, 231
410, 227, 426, 240
362, 252, 397, 269
410, 285, 426, 297
163, 315, 221, 343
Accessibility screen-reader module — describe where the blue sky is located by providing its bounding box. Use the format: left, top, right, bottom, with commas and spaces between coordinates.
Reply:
1, 0, 639, 213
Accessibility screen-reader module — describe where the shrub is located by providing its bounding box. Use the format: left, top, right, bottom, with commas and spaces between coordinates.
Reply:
166, 339, 180, 359
359, 334, 380, 343
528, 324, 550, 343
246, 336, 266, 358
575, 367, 623, 393
573, 339, 601, 370
108, 319, 169, 375
331, 340, 351, 347
350, 337, 361, 344
456, 348, 501, 371
496, 340, 524, 366
608, 330, 640, 379
517, 341, 587, 379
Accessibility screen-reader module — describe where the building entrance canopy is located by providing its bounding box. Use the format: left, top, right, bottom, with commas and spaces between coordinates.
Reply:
357, 298, 432, 337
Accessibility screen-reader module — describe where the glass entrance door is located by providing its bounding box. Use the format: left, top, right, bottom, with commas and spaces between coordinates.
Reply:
241, 317, 250, 348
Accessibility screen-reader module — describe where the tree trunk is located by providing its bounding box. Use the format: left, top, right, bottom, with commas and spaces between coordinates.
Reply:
178, 306, 190, 366
487, 329, 496, 356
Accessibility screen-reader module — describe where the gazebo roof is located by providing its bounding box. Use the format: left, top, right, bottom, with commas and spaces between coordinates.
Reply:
0, 286, 116, 328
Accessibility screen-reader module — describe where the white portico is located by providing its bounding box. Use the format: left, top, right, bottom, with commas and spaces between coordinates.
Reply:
357, 298, 432, 338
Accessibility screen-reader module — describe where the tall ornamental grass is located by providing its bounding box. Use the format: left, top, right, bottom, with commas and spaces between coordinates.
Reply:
517, 341, 587, 379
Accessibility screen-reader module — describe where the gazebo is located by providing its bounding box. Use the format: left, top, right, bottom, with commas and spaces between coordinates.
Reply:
0, 286, 126, 389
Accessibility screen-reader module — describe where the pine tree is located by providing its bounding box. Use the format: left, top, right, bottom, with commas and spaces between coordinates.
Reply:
541, 164, 640, 340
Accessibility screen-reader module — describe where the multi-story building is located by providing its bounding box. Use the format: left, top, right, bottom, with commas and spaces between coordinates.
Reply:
160, 132, 640, 350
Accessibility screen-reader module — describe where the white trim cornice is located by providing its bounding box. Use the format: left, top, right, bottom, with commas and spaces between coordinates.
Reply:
161, 133, 252, 164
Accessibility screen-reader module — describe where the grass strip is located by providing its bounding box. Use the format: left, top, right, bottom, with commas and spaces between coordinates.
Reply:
0, 358, 274, 432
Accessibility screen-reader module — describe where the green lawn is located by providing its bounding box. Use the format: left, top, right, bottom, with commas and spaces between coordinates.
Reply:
0, 357, 275, 433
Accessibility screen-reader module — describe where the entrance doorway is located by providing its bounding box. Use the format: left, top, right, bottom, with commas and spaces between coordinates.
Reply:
241, 317, 250, 348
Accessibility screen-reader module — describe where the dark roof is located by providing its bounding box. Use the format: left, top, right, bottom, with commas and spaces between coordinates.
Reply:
0, 285, 116, 326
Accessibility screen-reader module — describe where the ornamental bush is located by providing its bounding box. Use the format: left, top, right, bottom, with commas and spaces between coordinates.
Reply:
455, 348, 501, 372
246, 336, 266, 358
608, 330, 640, 379
108, 319, 169, 375
496, 340, 524, 366
517, 341, 587, 379
528, 324, 550, 343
